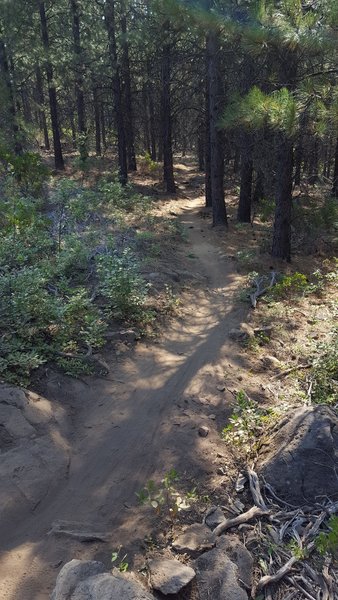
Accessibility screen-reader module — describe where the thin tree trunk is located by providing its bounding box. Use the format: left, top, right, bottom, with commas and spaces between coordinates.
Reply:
205, 59, 212, 206
272, 133, 293, 262
238, 135, 253, 222
233, 146, 240, 173
70, 0, 87, 159
121, 8, 136, 171
93, 87, 101, 156
207, 29, 227, 225
197, 131, 205, 171
101, 104, 106, 150
104, 0, 127, 185
39, 1, 64, 170
0, 38, 22, 154
271, 52, 297, 261
35, 65, 50, 150
332, 137, 338, 198
161, 20, 175, 193
294, 137, 302, 186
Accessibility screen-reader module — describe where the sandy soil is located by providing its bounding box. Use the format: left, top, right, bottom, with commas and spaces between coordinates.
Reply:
0, 181, 257, 599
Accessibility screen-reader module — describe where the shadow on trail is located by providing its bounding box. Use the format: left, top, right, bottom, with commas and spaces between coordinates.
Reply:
0, 190, 253, 600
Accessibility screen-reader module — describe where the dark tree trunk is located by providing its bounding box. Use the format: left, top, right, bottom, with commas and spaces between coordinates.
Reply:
93, 87, 101, 156
205, 60, 212, 207
39, 1, 64, 170
271, 133, 293, 262
308, 138, 319, 185
161, 21, 175, 193
197, 132, 204, 171
271, 51, 297, 261
206, 29, 227, 225
142, 85, 151, 154
253, 171, 264, 204
146, 60, 156, 161
101, 104, 106, 150
294, 137, 303, 186
332, 137, 338, 198
0, 38, 22, 154
104, 0, 127, 185
121, 9, 136, 171
233, 146, 240, 173
237, 136, 253, 222
70, 0, 87, 158
35, 65, 50, 150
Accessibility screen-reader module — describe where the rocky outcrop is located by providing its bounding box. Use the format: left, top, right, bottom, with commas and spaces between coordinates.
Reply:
148, 558, 195, 595
258, 405, 338, 505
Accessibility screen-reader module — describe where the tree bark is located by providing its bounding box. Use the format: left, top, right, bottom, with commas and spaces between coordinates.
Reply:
206, 29, 227, 225
0, 38, 22, 154
38, 1, 64, 170
70, 0, 87, 159
121, 8, 136, 171
104, 0, 127, 185
161, 20, 175, 193
93, 87, 101, 156
332, 137, 338, 198
271, 133, 293, 262
237, 135, 253, 222
35, 65, 50, 150
253, 171, 264, 204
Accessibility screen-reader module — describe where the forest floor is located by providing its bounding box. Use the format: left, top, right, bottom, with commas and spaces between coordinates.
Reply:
0, 159, 336, 600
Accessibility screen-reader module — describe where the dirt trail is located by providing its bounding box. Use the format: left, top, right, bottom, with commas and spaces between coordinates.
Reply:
0, 194, 247, 599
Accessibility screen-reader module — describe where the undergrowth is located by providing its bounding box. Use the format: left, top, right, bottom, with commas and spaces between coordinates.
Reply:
0, 153, 179, 385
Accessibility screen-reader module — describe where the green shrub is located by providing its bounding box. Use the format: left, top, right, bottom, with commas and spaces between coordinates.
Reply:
311, 336, 338, 404
315, 516, 338, 557
268, 272, 309, 301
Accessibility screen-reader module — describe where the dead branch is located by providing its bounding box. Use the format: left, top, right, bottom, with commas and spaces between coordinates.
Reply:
256, 556, 298, 592
214, 505, 270, 537
250, 271, 277, 309
48, 520, 111, 542
247, 467, 268, 510
272, 363, 312, 380
285, 576, 317, 600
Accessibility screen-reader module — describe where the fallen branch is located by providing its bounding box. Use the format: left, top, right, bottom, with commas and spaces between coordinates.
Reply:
272, 363, 312, 380
214, 505, 269, 537
48, 520, 111, 542
255, 556, 298, 592
250, 271, 277, 309
247, 467, 268, 511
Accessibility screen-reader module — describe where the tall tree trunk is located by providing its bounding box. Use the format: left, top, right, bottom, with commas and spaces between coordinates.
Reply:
294, 137, 302, 186
93, 87, 101, 156
332, 137, 338, 198
233, 146, 240, 173
104, 0, 127, 185
161, 21, 175, 193
39, 1, 64, 170
237, 135, 253, 222
271, 133, 293, 262
121, 8, 136, 171
35, 65, 50, 150
0, 38, 22, 154
197, 131, 205, 171
271, 52, 297, 261
101, 104, 106, 150
147, 68, 156, 161
70, 0, 87, 159
206, 29, 227, 225
205, 59, 212, 206
253, 171, 264, 204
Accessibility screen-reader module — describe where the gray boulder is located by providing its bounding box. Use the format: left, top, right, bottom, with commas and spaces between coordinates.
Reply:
258, 405, 338, 505
195, 544, 248, 600
148, 558, 195, 594
51, 560, 106, 600
216, 536, 253, 589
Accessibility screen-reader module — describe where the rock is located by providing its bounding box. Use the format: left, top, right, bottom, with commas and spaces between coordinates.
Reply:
261, 355, 281, 370
51, 560, 106, 600
205, 507, 225, 529
216, 535, 253, 589
71, 570, 155, 600
147, 272, 161, 281
229, 323, 255, 342
172, 523, 215, 554
148, 558, 195, 594
258, 405, 338, 505
52, 561, 155, 600
195, 544, 248, 600
198, 425, 209, 437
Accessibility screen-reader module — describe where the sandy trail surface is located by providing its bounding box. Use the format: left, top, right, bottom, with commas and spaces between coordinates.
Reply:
0, 193, 246, 599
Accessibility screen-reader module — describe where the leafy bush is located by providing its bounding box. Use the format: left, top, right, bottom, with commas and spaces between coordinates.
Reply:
96, 248, 153, 324
136, 469, 197, 521
268, 272, 309, 301
311, 336, 338, 404
315, 516, 338, 557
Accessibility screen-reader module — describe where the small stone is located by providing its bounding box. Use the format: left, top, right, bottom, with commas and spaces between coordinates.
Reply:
148, 558, 195, 595
209, 414, 216, 420
217, 467, 226, 475
217, 385, 226, 392
195, 545, 248, 600
172, 523, 215, 554
254, 326, 272, 338
261, 355, 281, 370
198, 426, 209, 437
229, 323, 255, 342
205, 507, 225, 529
